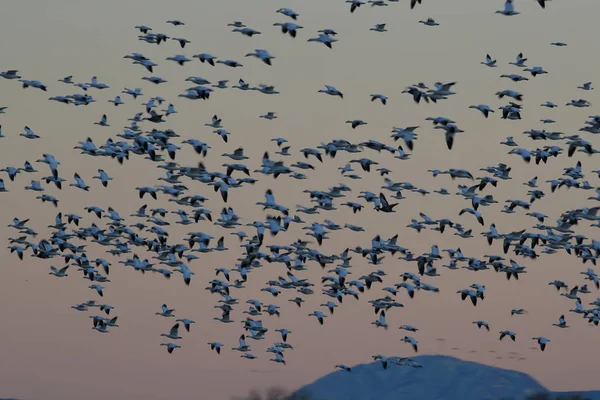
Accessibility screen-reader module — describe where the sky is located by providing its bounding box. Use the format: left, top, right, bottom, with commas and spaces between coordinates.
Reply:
1, 0, 600, 399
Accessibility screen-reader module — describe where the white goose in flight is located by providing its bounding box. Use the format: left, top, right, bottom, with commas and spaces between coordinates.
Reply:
499, 330, 516, 341
245, 49, 275, 66
473, 320, 490, 331
161, 323, 182, 340
533, 337, 550, 351
93, 170, 112, 187
578, 82, 593, 91
270, 353, 286, 365
70, 173, 90, 191
208, 342, 223, 354
401, 336, 419, 352
166, 55, 192, 66
509, 52, 527, 67
372, 310, 388, 329
496, 0, 519, 15
161, 343, 181, 354
273, 22, 303, 38
0, 70, 21, 79
108, 96, 124, 106
175, 318, 196, 332
307, 33, 337, 49
319, 85, 343, 98
419, 18, 439, 26
94, 114, 109, 127
156, 304, 176, 317
309, 311, 327, 325
552, 315, 568, 328
20, 126, 40, 139
370, 24, 387, 32
276, 7, 299, 19
49, 266, 69, 277
469, 104, 494, 118
233, 334, 251, 352
370, 94, 388, 104
481, 54, 497, 67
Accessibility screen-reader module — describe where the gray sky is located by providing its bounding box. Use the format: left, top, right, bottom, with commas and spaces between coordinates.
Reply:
1, 0, 600, 399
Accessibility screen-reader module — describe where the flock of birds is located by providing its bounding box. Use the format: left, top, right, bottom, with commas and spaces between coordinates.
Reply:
2, 0, 600, 375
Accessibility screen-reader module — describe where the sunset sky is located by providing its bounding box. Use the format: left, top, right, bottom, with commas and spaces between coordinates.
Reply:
1, 1, 600, 399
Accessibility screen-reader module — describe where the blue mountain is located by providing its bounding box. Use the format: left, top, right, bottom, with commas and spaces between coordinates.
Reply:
293, 355, 600, 400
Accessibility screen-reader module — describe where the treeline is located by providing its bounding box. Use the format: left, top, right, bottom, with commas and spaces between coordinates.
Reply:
232, 388, 593, 400
525, 394, 592, 400
231, 387, 313, 400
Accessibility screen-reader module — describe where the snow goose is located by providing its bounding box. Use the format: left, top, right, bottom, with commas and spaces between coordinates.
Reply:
372, 310, 388, 329
578, 82, 593, 91
370, 24, 387, 32
370, 94, 387, 104
94, 114, 109, 127
273, 22, 303, 38
566, 99, 590, 107
509, 53, 527, 67
307, 33, 337, 49
346, 0, 364, 13
276, 8, 299, 19
346, 120, 367, 129
19, 80, 47, 91
524, 66, 548, 76
70, 173, 90, 191
552, 315, 568, 328
0, 70, 21, 79
171, 37, 190, 48
270, 353, 286, 365
108, 96, 124, 106
496, 0, 519, 16
175, 318, 196, 332
473, 321, 490, 331
93, 169, 112, 187
400, 325, 419, 332
20, 126, 40, 139
161, 323, 182, 340
308, 311, 327, 325
401, 336, 419, 352
156, 304, 176, 317
419, 17, 439, 26
208, 342, 223, 354
49, 266, 69, 277
245, 49, 275, 65
469, 104, 494, 118
481, 54, 497, 67
532, 337, 550, 351
260, 112, 277, 120
193, 53, 217, 66
89, 284, 104, 297
232, 27, 261, 37
161, 343, 181, 354
166, 55, 191, 66
499, 330, 516, 341
319, 85, 343, 98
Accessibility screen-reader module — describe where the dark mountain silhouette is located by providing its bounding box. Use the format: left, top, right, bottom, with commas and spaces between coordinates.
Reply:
292, 355, 600, 400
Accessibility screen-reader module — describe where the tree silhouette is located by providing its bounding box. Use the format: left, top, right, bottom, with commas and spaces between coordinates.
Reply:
232, 386, 314, 400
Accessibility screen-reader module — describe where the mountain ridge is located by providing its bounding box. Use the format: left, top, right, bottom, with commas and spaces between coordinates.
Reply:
292, 355, 600, 400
